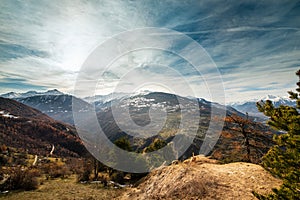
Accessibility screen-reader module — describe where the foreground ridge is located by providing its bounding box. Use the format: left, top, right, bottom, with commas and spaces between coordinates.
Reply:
119, 156, 282, 200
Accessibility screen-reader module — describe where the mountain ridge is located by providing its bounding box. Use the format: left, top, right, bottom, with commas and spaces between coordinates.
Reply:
0, 97, 86, 157
15, 94, 91, 125
230, 94, 296, 120
0, 89, 64, 99
1, 90, 275, 163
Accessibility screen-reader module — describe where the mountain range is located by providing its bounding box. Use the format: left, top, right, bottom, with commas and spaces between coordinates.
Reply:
0, 89, 64, 99
231, 95, 296, 120
0, 89, 281, 163
2, 90, 295, 124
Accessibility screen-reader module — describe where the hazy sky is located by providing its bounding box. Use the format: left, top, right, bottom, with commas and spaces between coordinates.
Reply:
0, 0, 300, 103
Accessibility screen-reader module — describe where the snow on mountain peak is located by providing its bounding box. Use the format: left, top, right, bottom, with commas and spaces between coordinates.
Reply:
230, 94, 294, 106
44, 89, 64, 96
262, 95, 282, 102
0, 92, 20, 98
0, 89, 64, 99
264, 94, 277, 100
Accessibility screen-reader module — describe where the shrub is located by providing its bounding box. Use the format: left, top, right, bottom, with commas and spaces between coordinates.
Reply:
110, 171, 124, 184
0, 167, 40, 191
42, 163, 71, 179
77, 168, 91, 182
77, 161, 92, 182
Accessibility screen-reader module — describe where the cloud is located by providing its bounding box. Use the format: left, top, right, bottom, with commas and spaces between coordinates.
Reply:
0, 40, 48, 61
0, 1, 299, 103
0, 77, 46, 92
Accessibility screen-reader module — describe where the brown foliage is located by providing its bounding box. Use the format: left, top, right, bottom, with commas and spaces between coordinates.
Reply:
0, 97, 87, 158
41, 163, 71, 179
211, 114, 274, 163
0, 167, 40, 191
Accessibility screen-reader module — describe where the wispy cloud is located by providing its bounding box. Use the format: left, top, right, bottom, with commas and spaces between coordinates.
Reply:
0, 0, 299, 102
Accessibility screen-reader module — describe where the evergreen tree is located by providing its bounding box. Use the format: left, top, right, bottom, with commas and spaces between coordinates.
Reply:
114, 137, 132, 152
144, 138, 167, 153
254, 70, 300, 199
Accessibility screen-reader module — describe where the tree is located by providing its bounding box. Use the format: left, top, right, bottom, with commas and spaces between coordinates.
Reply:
254, 70, 300, 199
144, 138, 167, 153
225, 113, 271, 163
114, 137, 132, 152
227, 113, 252, 162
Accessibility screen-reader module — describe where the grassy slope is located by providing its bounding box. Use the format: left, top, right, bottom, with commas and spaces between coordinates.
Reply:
0, 156, 282, 200
0, 175, 123, 200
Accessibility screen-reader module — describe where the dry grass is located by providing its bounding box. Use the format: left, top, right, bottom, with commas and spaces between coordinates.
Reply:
0, 175, 123, 200
119, 156, 282, 200
0, 156, 283, 200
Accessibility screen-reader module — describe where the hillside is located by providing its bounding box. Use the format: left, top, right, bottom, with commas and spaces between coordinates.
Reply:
89, 92, 273, 163
0, 97, 86, 157
120, 156, 282, 200
15, 94, 91, 125
0, 156, 283, 200
0, 97, 51, 121
0, 175, 123, 200
1, 90, 275, 163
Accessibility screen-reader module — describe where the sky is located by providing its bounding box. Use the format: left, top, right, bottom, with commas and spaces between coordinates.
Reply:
0, 0, 300, 103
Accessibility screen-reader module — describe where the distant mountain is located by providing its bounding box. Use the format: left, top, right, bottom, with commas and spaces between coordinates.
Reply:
1, 89, 274, 163
96, 92, 207, 140
84, 92, 128, 104
16, 94, 92, 125
231, 95, 296, 120
76, 91, 272, 163
0, 97, 86, 157
0, 89, 64, 99
1, 89, 92, 125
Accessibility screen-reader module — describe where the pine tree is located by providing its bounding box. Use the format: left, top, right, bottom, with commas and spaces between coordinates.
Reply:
254, 70, 300, 199
114, 137, 132, 152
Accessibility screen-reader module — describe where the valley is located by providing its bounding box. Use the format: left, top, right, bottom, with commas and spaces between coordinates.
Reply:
1, 2, 299, 199
0, 88, 297, 199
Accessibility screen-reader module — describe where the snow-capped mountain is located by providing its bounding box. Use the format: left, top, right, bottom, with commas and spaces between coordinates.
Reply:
260, 95, 296, 106
1, 89, 91, 125
16, 94, 91, 125
92, 91, 244, 140
83, 92, 128, 103
0, 89, 64, 99
78, 91, 272, 162
231, 95, 296, 119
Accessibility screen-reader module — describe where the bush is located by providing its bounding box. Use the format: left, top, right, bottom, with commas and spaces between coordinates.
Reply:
0, 167, 40, 191
65, 158, 85, 175
77, 161, 92, 182
42, 163, 71, 179
110, 171, 124, 184
77, 168, 91, 182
